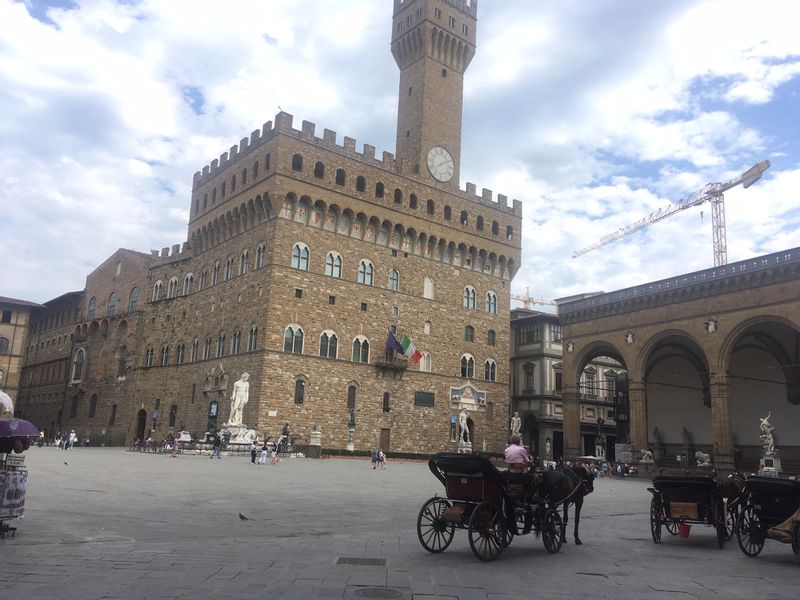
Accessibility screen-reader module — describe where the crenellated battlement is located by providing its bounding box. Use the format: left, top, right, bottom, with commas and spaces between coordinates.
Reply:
394, 0, 477, 17
192, 110, 520, 215
149, 242, 193, 266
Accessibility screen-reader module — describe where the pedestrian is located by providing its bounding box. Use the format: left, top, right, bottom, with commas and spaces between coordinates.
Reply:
371, 448, 379, 469
210, 435, 222, 459
171, 433, 179, 458
250, 440, 258, 464
270, 439, 279, 464
67, 430, 77, 450
258, 439, 269, 464
378, 449, 387, 470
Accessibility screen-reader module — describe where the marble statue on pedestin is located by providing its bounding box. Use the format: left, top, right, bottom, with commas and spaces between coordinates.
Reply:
510, 412, 521, 437
640, 449, 654, 463
695, 450, 712, 467
459, 409, 470, 443
760, 412, 775, 455
226, 373, 250, 426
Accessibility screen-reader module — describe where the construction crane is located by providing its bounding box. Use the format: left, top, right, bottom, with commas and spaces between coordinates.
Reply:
511, 287, 557, 309
573, 160, 770, 267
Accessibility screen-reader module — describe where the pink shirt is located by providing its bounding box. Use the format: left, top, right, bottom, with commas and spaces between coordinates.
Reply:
505, 444, 530, 472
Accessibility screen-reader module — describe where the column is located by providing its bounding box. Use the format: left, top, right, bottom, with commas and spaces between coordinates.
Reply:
628, 379, 647, 452
562, 387, 581, 459
709, 374, 734, 472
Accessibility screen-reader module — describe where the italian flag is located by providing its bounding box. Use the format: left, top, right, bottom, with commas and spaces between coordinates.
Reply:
401, 335, 423, 363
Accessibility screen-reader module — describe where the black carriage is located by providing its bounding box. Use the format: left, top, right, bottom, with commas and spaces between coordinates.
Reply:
647, 474, 727, 548
735, 475, 800, 560
416, 453, 564, 562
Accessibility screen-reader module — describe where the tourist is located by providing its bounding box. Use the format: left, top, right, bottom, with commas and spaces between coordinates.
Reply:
258, 440, 269, 464
378, 449, 387, 470
504, 434, 532, 473
250, 440, 258, 464
210, 435, 222, 459
371, 448, 380, 469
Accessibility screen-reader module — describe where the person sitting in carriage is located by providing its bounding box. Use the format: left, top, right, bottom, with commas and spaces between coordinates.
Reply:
505, 434, 532, 473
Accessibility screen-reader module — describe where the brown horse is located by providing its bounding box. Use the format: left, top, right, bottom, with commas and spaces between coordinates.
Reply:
544, 465, 595, 545
719, 472, 746, 538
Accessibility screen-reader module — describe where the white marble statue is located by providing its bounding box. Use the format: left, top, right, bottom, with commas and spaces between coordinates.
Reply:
640, 448, 654, 463
759, 412, 775, 455
227, 373, 250, 426
459, 408, 470, 443
510, 412, 521, 436
695, 450, 712, 467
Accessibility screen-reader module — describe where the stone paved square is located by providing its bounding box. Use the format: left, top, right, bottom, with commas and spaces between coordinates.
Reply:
2, 448, 797, 599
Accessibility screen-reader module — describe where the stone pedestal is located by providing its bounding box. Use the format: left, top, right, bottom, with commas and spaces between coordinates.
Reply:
346, 427, 355, 452
760, 453, 781, 477
308, 430, 322, 459
220, 425, 258, 444
458, 440, 472, 454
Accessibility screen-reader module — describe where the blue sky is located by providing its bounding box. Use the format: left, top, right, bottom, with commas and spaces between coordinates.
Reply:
2, 0, 799, 305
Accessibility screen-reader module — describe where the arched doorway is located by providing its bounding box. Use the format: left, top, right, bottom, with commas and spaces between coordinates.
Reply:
135, 409, 147, 442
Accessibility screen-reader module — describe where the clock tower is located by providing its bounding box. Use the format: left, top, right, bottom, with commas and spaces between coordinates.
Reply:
391, 0, 477, 186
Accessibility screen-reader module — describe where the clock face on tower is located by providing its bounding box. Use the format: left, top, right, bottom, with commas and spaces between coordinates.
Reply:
427, 146, 455, 182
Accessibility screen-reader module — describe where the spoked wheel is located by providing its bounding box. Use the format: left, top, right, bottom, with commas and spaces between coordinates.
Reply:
724, 502, 739, 542
736, 504, 765, 557
467, 501, 507, 562
713, 501, 726, 549
650, 497, 663, 544
542, 508, 565, 554
665, 519, 679, 536
416, 497, 456, 553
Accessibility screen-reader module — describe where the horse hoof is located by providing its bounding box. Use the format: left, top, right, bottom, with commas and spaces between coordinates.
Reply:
575, 538, 583, 545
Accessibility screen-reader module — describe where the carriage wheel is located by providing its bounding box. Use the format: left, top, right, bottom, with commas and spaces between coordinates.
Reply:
467, 501, 506, 562
665, 520, 679, 536
736, 504, 765, 557
542, 508, 565, 554
724, 502, 739, 542
713, 501, 725, 549
416, 497, 456, 554
650, 497, 662, 544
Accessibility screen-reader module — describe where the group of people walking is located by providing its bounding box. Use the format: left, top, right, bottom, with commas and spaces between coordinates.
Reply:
371, 448, 387, 469
249, 439, 281, 464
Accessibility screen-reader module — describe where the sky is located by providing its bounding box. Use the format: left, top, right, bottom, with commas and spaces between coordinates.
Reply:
2, 0, 799, 306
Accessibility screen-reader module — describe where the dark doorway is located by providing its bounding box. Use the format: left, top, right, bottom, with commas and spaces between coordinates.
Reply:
135, 409, 147, 442
583, 434, 595, 457
522, 414, 538, 457
379, 428, 391, 452
553, 431, 564, 460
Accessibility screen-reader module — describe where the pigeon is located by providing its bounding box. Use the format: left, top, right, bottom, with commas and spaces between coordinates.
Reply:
64, 461, 68, 465
238, 513, 249, 521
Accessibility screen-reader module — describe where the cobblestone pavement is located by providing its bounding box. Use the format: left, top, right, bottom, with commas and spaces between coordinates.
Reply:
2, 448, 798, 599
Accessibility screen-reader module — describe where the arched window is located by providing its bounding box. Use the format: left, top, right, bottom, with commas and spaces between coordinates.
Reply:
87, 297, 97, 318
356, 175, 366, 192
294, 378, 305, 404
388, 268, 399, 292
117, 345, 128, 377
485, 291, 497, 314
183, 274, 194, 295
160, 344, 170, 366
128, 288, 140, 312
217, 332, 226, 357
231, 174, 236, 192
264, 153, 271, 171
212, 262, 220, 285
477, 215, 484, 231
460, 354, 475, 378
241, 167, 247, 185
524, 362, 535, 391
70, 395, 79, 418
335, 168, 346, 186
319, 331, 338, 358
357, 260, 374, 285
202, 194, 207, 209
212, 188, 217, 204
325, 252, 343, 278
71, 348, 85, 380
199, 269, 207, 290
231, 329, 241, 354
203, 336, 212, 360
375, 182, 385, 198
424, 320, 431, 335
444, 205, 452, 220
426, 199, 435, 214
291, 243, 310, 270
256, 243, 267, 268
464, 326, 474, 342
352, 336, 370, 363
176, 343, 185, 364
224, 257, 234, 280
487, 329, 496, 346
167, 277, 178, 298
284, 325, 304, 354
420, 352, 432, 373
88, 394, 97, 418
484, 359, 497, 382
460, 210, 468, 226
152, 282, 162, 302
221, 181, 226, 197
394, 188, 402, 204
252, 161, 259, 179
347, 384, 357, 410
240, 250, 249, 275
190, 339, 199, 362
506, 225, 514, 240
492, 220, 499, 236
107, 292, 117, 316
463, 286, 476, 309
423, 277, 434, 299
314, 161, 325, 178
144, 346, 154, 368
248, 325, 258, 352
292, 154, 303, 171
409, 193, 418, 209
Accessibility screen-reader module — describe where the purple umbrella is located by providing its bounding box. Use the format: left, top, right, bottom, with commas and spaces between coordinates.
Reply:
0, 418, 39, 454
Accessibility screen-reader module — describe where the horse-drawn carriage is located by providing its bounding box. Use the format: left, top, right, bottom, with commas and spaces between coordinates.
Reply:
735, 475, 800, 560
647, 474, 727, 548
416, 453, 592, 562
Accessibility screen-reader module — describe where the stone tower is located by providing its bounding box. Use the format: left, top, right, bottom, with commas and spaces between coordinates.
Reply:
391, 0, 477, 187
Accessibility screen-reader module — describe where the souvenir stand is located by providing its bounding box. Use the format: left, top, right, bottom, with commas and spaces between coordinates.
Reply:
0, 392, 37, 539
